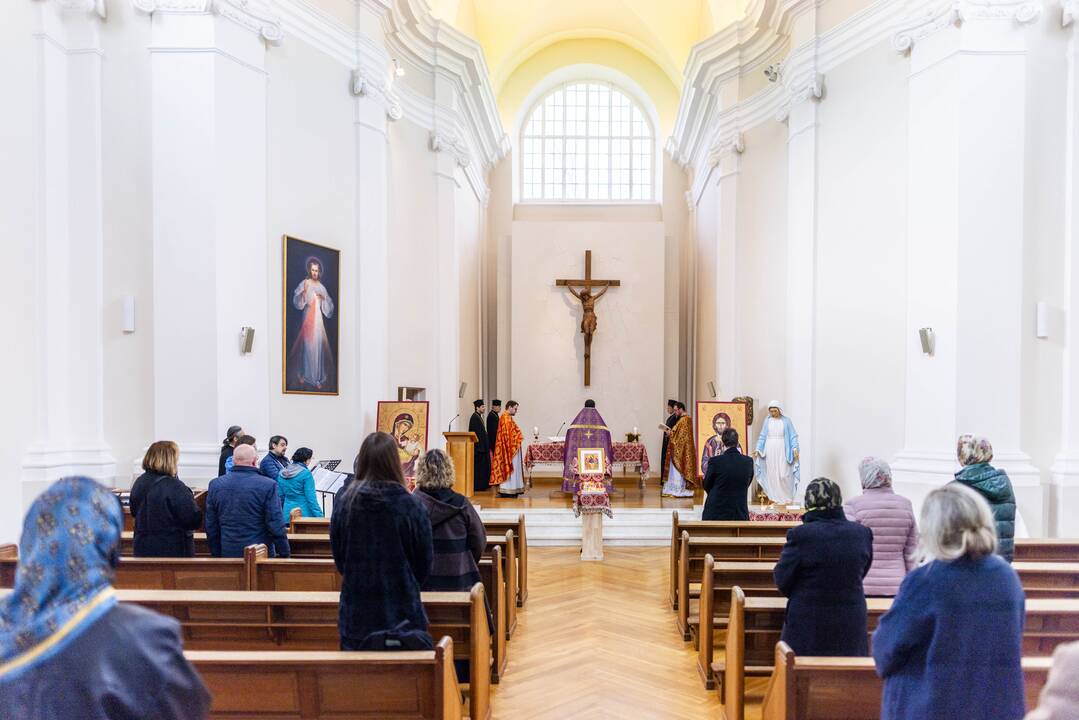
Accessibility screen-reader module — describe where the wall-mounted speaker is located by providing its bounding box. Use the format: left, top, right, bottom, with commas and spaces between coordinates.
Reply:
239, 327, 255, 354
918, 327, 935, 356
1036, 301, 1049, 339
458, 382, 467, 399
122, 295, 136, 333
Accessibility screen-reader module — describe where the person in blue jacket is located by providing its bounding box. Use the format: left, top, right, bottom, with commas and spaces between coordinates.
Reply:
278, 446, 324, 520
206, 444, 290, 558
873, 483, 1025, 720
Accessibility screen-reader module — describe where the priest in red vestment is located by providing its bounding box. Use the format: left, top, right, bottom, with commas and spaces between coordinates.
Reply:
490, 401, 525, 497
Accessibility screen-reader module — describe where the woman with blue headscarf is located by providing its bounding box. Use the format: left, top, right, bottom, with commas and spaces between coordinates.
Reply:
0, 477, 210, 719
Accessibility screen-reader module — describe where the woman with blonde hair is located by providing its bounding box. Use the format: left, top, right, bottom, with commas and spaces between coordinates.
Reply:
413, 449, 486, 592
130, 440, 204, 557
873, 483, 1025, 720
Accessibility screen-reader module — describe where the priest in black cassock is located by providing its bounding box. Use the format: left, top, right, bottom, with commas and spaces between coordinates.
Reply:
486, 399, 502, 460
660, 399, 678, 482
470, 399, 491, 492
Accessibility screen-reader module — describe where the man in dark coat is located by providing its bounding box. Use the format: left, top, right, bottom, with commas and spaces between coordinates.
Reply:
660, 400, 677, 482
218, 424, 243, 477
774, 477, 873, 656
486, 400, 502, 458
469, 399, 491, 491
702, 428, 754, 521
205, 445, 290, 558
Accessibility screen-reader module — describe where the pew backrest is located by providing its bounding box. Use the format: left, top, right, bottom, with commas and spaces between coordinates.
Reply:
1014, 539, 1079, 562
186, 638, 463, 720
1014, 562, 1079, 598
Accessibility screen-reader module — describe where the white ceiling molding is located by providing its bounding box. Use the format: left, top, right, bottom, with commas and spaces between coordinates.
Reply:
133, 0, 283, 45
670, 0, 908, 182
37, 0, 108, 18
269, 0, 353, 65
893, 0, 1041, 53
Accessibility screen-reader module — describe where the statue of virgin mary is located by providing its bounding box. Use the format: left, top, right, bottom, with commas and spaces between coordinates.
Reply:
752, 400, 800, 503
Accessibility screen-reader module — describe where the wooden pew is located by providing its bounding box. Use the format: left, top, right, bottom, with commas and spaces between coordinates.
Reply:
120, 532, 324, 558
759, 641, 1051, 720
116, 587, 490, 720
0, 545, 16, 588
677, 536, 781, 641
1014, 539, 1079, 562
484, 532, 518, 638
186, 638, 463, 720
478, 551, 509, 683
292, 514, 530, 609
713, 590, 1079, 720
674, 534, 788, 622
481, 515, 528, 607
0, 551, 252, 592
669, 512, 797, 609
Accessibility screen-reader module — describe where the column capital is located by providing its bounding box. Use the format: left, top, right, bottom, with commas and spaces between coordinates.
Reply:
706, 131, 744, 168
776, 74, 824, 124
35, 0, 107, 18
429, 130, 471, 168
132, 0, 283, 45
351, 67, 403, 121
893, 0, 1042, 53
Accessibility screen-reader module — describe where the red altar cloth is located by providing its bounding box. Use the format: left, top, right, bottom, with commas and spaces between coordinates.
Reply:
523, 441, 650, 476
573, 476, 613, 518
749, 508, 804, 522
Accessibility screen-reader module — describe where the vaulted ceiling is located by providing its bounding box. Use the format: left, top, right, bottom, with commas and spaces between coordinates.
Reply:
427, 0, 751, 94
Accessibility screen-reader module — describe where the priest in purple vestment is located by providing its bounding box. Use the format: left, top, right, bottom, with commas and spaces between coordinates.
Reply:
562, 400, 614, 492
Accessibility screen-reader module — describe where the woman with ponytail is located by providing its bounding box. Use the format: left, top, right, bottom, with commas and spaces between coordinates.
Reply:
873, 483, 1025, 720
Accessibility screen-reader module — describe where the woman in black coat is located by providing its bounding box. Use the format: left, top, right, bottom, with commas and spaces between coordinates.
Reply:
130, 441, 204, 557
331, 432, 434, 651
774, 477, 874, 656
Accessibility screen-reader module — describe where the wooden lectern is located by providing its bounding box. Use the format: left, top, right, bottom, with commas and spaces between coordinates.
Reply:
443, 431, 478, 498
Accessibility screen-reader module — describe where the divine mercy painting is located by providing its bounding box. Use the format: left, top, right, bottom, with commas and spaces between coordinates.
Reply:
283, 235, 339, 395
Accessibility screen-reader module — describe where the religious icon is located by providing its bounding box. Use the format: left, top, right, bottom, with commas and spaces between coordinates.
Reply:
377, 401, 430, 482
283, 235, 339, 395
577, 448, 606, 476
696, 400, 750, 475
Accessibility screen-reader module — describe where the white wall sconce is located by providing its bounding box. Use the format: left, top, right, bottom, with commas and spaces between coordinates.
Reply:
122, 295, 136, 333
918, 327, 935, 356
1035, 301, 1049, 339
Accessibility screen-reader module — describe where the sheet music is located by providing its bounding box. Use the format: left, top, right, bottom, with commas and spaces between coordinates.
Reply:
318, 459, 342, 472
312, 465, 348, 494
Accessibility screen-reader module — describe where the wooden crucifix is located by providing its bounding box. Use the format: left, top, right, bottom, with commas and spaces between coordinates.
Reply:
556, 250, 621, 386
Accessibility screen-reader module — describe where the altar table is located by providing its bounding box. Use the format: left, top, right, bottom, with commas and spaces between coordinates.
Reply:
523, 441, 651, 487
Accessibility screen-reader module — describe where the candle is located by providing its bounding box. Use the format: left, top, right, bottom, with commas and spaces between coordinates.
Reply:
533, 426, 538, 436
633, 426, 638, 435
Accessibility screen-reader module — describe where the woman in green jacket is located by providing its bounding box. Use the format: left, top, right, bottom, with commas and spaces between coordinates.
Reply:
953, 434, 1016, 562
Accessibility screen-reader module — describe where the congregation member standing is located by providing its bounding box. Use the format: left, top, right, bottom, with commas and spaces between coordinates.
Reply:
491, 401, 526, 498
130, 440, 204, 557
223, 434, 257, 474
206, 444, 290, 558
953, 434, 1016, 562
0, 477, 211, 719
277, 447, 324, 520
259, 435, 290, 479
1025, 641, 1079, 719
701, 427, 753, 520
414, 449, 485, 591
469, 399, 491, 492
873, 484, 1025, 720
487, 399, 502, 460
659, 399, 677, 482
774, 477, 873, 656
843, 457, 917, 596
218, 424, 243, 476
331, 432, 433, 650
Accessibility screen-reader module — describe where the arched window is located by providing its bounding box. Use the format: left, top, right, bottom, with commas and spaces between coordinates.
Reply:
521, 81, 654, 202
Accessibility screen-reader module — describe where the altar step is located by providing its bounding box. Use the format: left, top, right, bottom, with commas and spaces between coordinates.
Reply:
477, 507, 702, 547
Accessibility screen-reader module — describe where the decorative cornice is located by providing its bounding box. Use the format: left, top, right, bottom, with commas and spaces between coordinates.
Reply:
706, 131, 745, 168
133, 0, 283, 45
429, 131, 471, 168
893, 0, 1043, 53
351, 67, 403, 121
39, 0, 108, 17
1065, 0, 1078, 27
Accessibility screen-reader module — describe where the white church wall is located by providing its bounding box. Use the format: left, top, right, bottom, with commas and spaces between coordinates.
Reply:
663, 156, 689, 404
0, 0, 41, 540
266, 38, 360, 465
510, 220, 666, 469
456, 170, 483, 423
733, 121, 789, 448
812, 40, 908, 499
694, 183, 719, 404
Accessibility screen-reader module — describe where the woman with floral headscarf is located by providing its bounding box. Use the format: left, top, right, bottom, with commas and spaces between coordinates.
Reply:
844, 457, 918, 596
0, 477, 210, 719
773, 477, 874, 656
953, 434, 1016, 562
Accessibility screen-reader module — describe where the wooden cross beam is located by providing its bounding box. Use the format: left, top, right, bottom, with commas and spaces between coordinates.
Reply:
555, 250, 621, 386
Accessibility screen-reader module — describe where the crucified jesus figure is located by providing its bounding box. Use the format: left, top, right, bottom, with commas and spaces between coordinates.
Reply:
556, 250, 620, 386
567, 284, 610, 346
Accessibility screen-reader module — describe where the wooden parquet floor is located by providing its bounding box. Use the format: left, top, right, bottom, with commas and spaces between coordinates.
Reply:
488, 547, 725, 719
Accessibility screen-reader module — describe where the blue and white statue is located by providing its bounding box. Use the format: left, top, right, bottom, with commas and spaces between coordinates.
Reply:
752, 400, 800, 503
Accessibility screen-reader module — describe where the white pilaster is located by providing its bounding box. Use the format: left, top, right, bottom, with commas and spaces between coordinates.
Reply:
352, 36, 396, 434
779, 7, 823, 484
712, 75, 743, 399
1051, 3, 1079, 536
891, 4, 1044, 531
21, 0, 115, 507
140, 0, 276, 483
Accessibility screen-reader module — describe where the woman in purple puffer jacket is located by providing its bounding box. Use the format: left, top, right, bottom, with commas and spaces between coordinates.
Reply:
844, 457, 918, 597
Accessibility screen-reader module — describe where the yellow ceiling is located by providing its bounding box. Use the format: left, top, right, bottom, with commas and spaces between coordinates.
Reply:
428, 0, 746, 95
